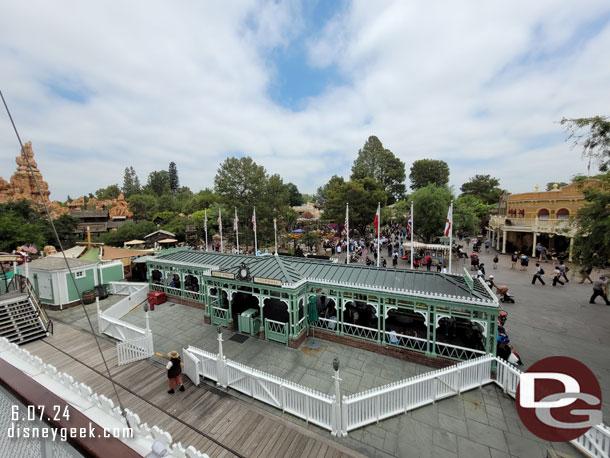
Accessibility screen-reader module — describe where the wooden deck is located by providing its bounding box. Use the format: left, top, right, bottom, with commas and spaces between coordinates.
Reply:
22, 322, 365, 458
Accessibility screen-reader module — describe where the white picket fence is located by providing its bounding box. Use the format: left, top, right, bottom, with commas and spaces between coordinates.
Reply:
341, 354, 494, 433
183, 345, 339, 434
117, 333, 154, 366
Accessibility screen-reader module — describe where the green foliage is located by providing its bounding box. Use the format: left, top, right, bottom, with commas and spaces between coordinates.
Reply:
301, 232, 321, 250
0, 201, 79, 251
408, 185, 452, 242
128, 194, 158, 221
460, 174, 502, 204
152, 211, 176, 225
545, 182, 569, 191
317, 175, 344, 203
285, 182, 303, 206
122, 167, 141, 198
561, 116, 610, 172
161, 215, 189, 242
573, 174, 610, 265
99, 221, 157, 246
350, 136, 406, 204
168, 162, 179, 195
157, 195, 177, 212
144, 170, 170, 196
95, 184, 121, 201
184, 189, 220, 215
324, 178, 387, 236
409, 159, 450, 190
454, 195, 489, 236
391, 200, 411, 225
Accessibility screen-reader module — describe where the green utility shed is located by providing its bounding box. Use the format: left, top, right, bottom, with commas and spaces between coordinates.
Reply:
27, 257, 124, 309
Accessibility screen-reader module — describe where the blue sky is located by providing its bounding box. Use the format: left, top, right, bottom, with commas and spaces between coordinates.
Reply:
0, 1, 609, 201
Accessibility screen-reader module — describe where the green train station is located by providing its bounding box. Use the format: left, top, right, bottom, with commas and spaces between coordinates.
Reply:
146, 250, 500, 362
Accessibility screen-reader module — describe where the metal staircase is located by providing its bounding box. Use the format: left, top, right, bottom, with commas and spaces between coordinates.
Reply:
0, 274, 52, 345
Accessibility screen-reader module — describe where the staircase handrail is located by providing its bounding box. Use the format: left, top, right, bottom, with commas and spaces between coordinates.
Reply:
20, 275, 53, 335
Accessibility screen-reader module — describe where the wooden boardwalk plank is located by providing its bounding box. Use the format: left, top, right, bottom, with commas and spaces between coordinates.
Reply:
21, 322, 366, 458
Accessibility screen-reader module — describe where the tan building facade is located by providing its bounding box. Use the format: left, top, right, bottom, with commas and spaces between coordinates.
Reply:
488, 180, 597, 260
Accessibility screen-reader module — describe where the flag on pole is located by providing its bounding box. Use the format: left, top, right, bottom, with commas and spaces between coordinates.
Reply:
407, 214, 412, 236
345, 203, 350, 264
444, 205, 452, 236
217, 210, 222, 228
204, 209, 208, 251
233, 208, 239, 231
373, 206, 380, 235
218, 208, 223, 252
251, 208, 256, 230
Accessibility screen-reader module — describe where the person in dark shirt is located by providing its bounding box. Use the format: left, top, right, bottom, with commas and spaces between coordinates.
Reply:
590, 276, 610, 305
166, 350, 185, 394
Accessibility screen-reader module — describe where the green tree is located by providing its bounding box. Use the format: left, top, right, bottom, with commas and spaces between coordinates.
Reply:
545, 182, 569, 191
453, 195, 488, 236
128, 194, 158, 221
162, 215, 189, 242
409, 159, 450, 190
152, 211, 176, 225
285, 182, 303, 206
50, 214, 80, 247
95, 184, 121, 201
460, 174, 502, 204
351, 136, 406, 204
158, 195, 177, 212
168, 162, 179, 196
561, 116, 610, 172
122, 167, 135, 198
317, 175, 344, 203
409, 185, 452, 242
99, 221, 157, 246
324, 178, 387, 236
184, 189, 220, 215
0, 202, 46, 251
144, 170, 170, 196
301, 232, 321, 251
573, 175, 610, 265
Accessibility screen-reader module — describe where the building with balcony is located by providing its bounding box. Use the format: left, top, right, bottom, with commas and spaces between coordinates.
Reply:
487, 181, 598, 260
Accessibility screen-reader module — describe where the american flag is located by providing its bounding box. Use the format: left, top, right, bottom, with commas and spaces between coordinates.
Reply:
407, 214, 412, 236
233, 208, 239, 231
252, 208, 256, 230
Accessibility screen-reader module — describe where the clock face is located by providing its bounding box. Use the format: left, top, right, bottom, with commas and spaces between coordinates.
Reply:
240, 268, 248, 278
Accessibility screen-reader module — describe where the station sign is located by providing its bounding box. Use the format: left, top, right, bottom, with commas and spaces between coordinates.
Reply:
254, 277, 282, 287
212, 271, 235, 280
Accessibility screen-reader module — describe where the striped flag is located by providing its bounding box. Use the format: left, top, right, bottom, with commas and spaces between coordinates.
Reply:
373, 204, 380, 235
233, 208, 239, 231
407, 214, 412, 236
251, 208, 256, 230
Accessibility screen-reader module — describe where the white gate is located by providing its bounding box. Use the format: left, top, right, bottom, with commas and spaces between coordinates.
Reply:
116, 333, 154, 365
182, 347, 200, 386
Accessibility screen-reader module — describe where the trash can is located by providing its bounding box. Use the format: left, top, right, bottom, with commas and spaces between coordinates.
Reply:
238, 308, 260, 336
82, 290, 95, 304
95, 284, 109, 300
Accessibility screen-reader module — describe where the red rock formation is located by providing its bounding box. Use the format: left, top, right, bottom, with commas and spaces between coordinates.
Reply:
0, 141, 68, 218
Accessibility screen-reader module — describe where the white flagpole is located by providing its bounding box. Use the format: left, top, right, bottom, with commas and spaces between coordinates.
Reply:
234, 207, 239, 253
274, 218, 278, 255
346, 203, 350, 264
219, 208, 223, 252
410, 201, 414, 269
253, 207, 258, 256
377, 202, 380, 267
204, 209, 208, 251
449, 200, 453, 274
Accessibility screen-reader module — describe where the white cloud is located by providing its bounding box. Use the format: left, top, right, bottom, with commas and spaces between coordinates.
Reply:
0, 0, 608, 203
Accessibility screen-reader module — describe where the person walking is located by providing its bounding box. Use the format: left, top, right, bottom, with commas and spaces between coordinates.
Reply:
552, 267, 565, 286
578, 265, 594, 284
511, 252, 519, 269
532, 263, 545, 285
558, 261, 569, 283
392, 251, 398, 268
425, 255, 432, 271
493, 255, 499, 269
520, 254, 529, 271
166, 350, 185, 394
590, 276, 610, 305
485, 240, 490, 253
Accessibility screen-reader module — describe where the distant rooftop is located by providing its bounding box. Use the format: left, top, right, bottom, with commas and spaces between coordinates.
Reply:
28, 257, 98, 271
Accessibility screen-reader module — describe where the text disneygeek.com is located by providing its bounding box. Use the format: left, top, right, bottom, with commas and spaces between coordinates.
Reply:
7, 422, 133, 441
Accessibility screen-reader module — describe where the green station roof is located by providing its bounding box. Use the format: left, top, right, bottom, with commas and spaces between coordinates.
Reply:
149, 251, 497, 306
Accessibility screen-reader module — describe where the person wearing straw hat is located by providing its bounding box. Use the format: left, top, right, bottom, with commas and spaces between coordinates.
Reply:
166, 350, 184, 394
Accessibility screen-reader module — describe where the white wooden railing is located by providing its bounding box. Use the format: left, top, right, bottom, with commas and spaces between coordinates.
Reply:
341, 354, 494, 433
117, 334, 154, 366
98, 314, 148, 342
103, 283, 148, 319
0, 336, 210, 457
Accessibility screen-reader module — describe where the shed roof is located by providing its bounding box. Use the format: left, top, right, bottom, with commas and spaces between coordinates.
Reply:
150, 251, 496, 305
28, 257, 98, 271
102, 246, 153, 260
48, 246, 86, 259
144, 230, 176, 239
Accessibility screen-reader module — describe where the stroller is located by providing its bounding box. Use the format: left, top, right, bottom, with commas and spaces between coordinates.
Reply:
496, 285, 515, 303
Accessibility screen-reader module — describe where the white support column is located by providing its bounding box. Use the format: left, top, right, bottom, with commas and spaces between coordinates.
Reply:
502, 231, 507, 254
332, 357, 344, 437
532, 232, 537, 257
569, 237, 574, 262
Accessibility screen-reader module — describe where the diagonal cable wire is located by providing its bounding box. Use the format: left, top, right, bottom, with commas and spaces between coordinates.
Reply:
0, 90, 131, 427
